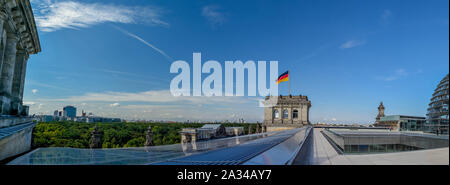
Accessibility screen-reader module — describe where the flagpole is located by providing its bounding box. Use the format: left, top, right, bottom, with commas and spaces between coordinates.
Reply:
288, 70, 291, 95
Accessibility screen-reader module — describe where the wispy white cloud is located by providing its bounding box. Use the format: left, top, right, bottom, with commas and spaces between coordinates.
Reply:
296, 42, 335, 64
99, 69, 170, 83
339, 40, 366, 49
380, 9, 392, 25
26, 80, 73, 91
376, 68, 408, 81
57, 90, 250, 105
25, 90, 264, 121
395, 68, 408, 76
23, 101, 37, 106
382, 9, 392, 19
111, 25, 173, 61
32, 89, 39, 94
109, 102, 120, 107
202, 5, 227, 27
26, 101, 44, 110
31, 0, 168, 32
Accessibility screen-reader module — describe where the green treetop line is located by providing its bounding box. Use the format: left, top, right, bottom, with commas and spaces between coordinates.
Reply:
32, 121, 257, 149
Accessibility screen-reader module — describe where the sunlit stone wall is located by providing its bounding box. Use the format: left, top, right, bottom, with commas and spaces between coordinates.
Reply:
0, 0, 40, 116
0, 0, 40, 162
263, 95, 311, 130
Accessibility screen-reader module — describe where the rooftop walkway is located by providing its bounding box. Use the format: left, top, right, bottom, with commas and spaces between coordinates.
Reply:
295, 128, 449, 165
154, 128, 305, 165
7, 127, 449, 165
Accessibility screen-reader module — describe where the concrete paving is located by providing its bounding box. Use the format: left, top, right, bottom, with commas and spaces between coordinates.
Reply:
308, 128, 449, 165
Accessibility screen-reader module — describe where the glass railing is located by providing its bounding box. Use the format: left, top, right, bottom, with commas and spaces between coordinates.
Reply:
8, 131, 282, 165
321, 129, 449, 154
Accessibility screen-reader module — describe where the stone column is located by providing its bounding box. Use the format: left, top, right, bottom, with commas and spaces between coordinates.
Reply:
255, 124, 260, 133
191, 138, 197, 150
181, 134, 187, 143
0, 33, 18, 115
11, 50, 27, 115
90, 125, 102, 148
303, 104, 309, 124
0, 15, 6, 75
290, 107, 293, 124
144, 126, 154, 146
307, 105, 310, 124
271, 107, 274, 124
300, 104, 303, 123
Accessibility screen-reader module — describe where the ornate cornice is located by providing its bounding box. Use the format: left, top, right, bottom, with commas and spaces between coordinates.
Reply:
1, 0, 40, 56
0, 6, 8, 20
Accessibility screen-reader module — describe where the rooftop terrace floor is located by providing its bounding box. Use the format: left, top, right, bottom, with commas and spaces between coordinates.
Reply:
305, 128, 449, 165
6, 127, 449, 165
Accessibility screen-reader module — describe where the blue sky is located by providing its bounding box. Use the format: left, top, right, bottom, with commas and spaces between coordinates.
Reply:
24, 0, 449, 123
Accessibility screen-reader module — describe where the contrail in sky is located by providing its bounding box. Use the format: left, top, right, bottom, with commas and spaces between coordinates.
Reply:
111, 25, 173, 62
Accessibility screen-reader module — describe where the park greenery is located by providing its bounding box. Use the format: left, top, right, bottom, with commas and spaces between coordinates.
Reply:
32, 121, 255, 149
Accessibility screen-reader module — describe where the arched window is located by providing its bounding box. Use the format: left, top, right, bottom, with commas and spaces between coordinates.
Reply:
293, 110, 298, 119
273, 109, 279, 119
283, 109, 289, 119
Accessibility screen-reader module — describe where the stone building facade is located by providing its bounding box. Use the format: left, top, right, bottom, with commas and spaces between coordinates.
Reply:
0, 0, 40, 162
0, 0, 40, 116
263, 95, 311, 131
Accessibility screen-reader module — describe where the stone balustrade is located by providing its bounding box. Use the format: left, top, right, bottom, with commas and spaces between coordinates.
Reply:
0, 116, 35, 161
0, 115, 32, 128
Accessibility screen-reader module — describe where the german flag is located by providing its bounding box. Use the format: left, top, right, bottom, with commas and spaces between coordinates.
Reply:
276, 71, 289, 84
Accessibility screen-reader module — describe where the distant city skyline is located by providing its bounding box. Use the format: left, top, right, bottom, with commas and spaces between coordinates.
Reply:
23, 0, 449, 123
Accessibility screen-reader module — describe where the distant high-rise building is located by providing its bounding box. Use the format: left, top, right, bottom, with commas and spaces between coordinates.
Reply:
426, 74, 449, 134
53, 110, 59, 116
63, 106, 77, 118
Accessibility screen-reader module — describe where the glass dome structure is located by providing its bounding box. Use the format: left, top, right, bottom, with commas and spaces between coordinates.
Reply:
426, 74, 449, 135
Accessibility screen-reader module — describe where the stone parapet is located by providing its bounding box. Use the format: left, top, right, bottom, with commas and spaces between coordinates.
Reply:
0, 121, 35, 161
266, 125, 304, 132
0, 116, 32, 128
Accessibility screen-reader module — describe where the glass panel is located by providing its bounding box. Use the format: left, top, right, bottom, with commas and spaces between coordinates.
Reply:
359, 145, 369, 153
283, 110, 289, 118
